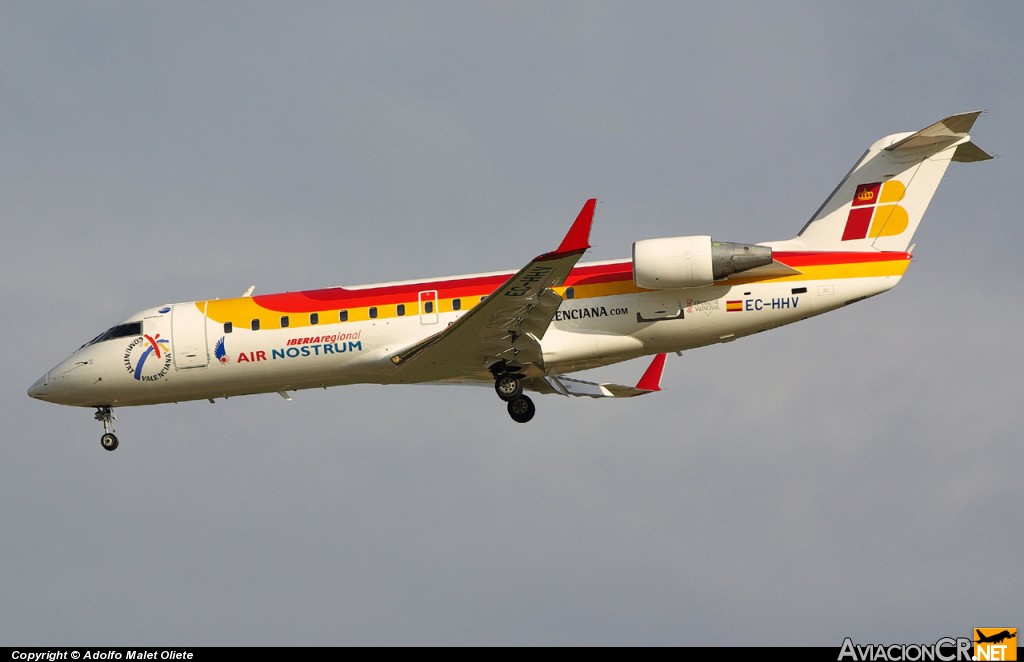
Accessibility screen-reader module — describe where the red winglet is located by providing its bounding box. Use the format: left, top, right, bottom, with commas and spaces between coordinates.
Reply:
554, 198, 596, 254
635, 353, 667, 392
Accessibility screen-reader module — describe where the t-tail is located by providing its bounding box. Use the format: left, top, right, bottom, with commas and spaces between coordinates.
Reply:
769, 111, 992, 253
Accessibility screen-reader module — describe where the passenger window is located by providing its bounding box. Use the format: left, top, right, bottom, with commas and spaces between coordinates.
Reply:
339, 310, 348, 322
424, 301, 434, 314
453, 298, 461, 311
224, 322, 233, 334
251, 319, 260, 331
397, 304, 406, 316
281, 316, 289, 328
310, 313, 319, 325
369, 307, 378, 319
566, 287, 575, 300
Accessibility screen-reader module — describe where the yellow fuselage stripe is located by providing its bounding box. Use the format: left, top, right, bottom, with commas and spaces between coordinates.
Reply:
201, 258, 910, 332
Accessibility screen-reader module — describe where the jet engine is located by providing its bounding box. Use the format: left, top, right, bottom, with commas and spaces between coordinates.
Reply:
632, 235, 773, 289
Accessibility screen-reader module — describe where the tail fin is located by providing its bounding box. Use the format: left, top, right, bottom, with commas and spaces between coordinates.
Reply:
776, 111, 991, 252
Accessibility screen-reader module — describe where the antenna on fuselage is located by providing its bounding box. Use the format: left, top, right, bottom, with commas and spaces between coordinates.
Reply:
242, 285, 255, 297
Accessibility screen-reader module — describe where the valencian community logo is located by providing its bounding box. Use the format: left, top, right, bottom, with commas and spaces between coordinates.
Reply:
123, 334, 171, 381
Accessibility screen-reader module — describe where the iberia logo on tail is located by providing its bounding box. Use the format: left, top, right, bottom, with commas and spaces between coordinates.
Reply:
841, 181, 909, 241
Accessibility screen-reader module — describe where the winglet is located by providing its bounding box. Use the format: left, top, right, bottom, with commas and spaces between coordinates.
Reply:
635, 353, 667, 392
554, 198, 596, 254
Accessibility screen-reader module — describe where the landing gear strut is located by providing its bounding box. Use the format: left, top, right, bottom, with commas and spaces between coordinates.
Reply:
95, 406, 119, 451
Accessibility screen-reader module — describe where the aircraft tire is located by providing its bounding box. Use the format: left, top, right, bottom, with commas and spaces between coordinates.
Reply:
494, 375, 524, 401
507, 395, 535, 423
100, 433, 119, 451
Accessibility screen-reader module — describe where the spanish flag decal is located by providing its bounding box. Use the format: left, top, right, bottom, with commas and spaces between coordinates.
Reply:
726, 300, 743, 312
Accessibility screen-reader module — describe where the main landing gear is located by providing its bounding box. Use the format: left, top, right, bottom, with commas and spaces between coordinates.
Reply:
95, 406, 119, 451
506, 393, 536, 423
493, 370, 535, 423
494, 374, 524, 401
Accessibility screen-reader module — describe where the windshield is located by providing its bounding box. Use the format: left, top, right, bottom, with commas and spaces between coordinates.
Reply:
80, 321, 143, 349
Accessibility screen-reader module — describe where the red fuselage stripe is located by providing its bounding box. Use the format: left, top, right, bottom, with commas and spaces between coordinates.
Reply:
249, 252, 908, 313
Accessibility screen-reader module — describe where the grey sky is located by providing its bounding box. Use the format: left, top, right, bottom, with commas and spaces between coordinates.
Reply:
2, 2, 1020, 646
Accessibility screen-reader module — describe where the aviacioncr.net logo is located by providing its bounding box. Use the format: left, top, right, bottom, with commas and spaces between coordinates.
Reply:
975, 628, 1017, 661
838, 637, 973, 662
123, 334, 171, 382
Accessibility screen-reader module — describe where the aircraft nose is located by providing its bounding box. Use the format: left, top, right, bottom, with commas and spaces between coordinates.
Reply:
28, 358, 87, 405
27, 373, 49, 400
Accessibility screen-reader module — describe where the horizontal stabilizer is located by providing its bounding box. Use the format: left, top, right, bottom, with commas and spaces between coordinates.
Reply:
886, 111, 984, 152
544, 353, 667, 399
952, 141, 994, 162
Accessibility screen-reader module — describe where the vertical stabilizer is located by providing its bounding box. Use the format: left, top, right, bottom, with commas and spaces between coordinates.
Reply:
769, 112, 991, 252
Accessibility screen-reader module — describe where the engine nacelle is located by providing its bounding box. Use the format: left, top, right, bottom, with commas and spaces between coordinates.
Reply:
632, 235, 773, 289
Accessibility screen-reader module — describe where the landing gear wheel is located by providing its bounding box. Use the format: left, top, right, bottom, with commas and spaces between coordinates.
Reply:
507, 395, 536, 423
95, 406, 119, 451
494, 375, 524, 401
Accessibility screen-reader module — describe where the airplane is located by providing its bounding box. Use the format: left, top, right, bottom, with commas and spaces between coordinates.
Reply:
28, 112, 991, 451
975, 629, 1015, 645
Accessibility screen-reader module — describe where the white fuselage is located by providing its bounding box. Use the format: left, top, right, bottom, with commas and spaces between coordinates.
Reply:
27, 255, 904, 408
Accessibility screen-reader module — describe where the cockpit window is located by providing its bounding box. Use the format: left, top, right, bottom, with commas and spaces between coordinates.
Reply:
81, 321, 143, 349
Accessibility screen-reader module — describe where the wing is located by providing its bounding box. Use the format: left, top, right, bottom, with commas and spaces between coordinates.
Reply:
388, 199, 596, 383
536, 353, 667, 398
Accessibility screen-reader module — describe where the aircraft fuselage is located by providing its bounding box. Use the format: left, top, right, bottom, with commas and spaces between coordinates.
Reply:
28, 251, 908, 408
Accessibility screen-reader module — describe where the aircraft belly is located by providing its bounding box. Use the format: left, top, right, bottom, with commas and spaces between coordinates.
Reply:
541, 327, 645, 368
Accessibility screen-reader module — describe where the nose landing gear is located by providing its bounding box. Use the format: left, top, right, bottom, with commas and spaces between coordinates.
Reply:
95, 406, 119, 451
